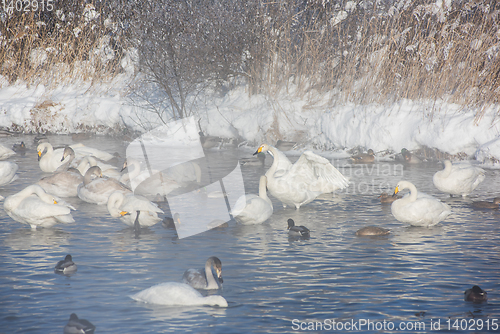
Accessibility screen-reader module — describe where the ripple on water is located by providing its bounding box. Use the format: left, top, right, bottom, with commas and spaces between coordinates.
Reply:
0, 136, 499, 332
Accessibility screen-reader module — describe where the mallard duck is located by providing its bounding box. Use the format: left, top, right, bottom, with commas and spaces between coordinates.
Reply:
287, 218, 310, 237
54, 254, 77, 274
107, 191, 163, 228
350, 149, 375, 163
464, 285, 487, 303
12, 141, 27, 154
378, 192, 401, 203
3, 184, 75, 228
77, 166, 131, 205
355, 226, 390, 236
130, 282, 228, 307
63, 313, 95, 334
433, 160, 485, 197
182, 256, 223, 290
232, 175, 273, 224
391, 181, 451, 227
471, 197, 500, 209
254, 144, 349, 209
0, 161, 18, 186
400, 148, 421, 164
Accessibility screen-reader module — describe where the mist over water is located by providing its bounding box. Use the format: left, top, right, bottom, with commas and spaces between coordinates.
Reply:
0, 135, 499, 333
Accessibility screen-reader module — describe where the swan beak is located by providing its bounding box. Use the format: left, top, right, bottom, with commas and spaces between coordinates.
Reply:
253, 146, 263, 155
120, 161, 127, 172
393, 186, 400, 195
53, 200, 58, 204
37, 150, 42, 161
120, 211, 128, 216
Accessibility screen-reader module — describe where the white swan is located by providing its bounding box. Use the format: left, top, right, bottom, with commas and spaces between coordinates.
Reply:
182, 256, 223, 290
232, 175, 273, 224
130, 282, 228, 307
37, 142, 115, 173
0, 161, 18, 186
391, 181, 451, 227
433, 160, 485, 197
254, 144, 349, 209
107, 191, 163, 228
3, 184, 75, 229
74, 155, 121, 180
77, 166, 131, 205
0, 144, 15, 160
37, 148, 83, 197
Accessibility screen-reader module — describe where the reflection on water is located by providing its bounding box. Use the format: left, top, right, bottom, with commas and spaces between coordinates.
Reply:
0, 135, 499, 332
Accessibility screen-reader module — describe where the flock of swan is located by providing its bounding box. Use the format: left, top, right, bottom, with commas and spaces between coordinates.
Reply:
0, 139, 491, 322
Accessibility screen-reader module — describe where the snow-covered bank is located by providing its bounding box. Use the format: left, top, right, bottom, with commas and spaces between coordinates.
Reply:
1, 76, 500, 166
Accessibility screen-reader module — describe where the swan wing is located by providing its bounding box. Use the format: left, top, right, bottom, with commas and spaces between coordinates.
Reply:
287, 151, 349, 193
182, 269, 207, 289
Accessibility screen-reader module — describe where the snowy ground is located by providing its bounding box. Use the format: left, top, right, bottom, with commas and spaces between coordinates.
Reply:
1, 68, 500, 167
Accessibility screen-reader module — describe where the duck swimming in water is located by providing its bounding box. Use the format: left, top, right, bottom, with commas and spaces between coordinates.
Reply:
464, 285, 487, 303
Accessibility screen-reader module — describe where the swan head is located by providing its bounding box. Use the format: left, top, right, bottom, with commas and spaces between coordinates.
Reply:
254, 144, 270, 155
61, 146, 75, 162
464, 285, 487, 303
209, 256, 223, 284
83, 166, 103, 185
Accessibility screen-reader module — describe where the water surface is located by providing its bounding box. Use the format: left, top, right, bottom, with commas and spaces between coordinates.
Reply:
0, 135, 499, 333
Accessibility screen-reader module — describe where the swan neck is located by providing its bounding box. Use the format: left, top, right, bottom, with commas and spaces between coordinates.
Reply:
266, 146, 279, 178
258, 176, 271, 205
205, 259, 218, 289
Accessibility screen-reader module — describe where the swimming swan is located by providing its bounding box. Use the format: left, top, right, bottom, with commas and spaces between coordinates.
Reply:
4, 184, 75, 229
130, 282, 228, 307
0, 144, 15, 160
107, 191, 163, 228
232, 175, 273, 224
254, 144, 349, 209
77, 166, 131, 205
391, 181, 451, 227
37, 149, 83, 198
433, 160, 485, 197
63, 313, 95, 334
37, 142, 115, 173
182, 256, 223, 290
0, 161, 18, 186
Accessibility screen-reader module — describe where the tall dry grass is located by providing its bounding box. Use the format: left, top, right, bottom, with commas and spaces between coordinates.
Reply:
0, 1, 127, 87
247, 0, 500, 119
1, 0, 498, 123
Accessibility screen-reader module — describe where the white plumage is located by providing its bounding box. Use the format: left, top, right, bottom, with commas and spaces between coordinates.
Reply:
130, 282, 228, 307
232, 175, 273, 224
107, 191, 163, 227
391, 181, 451, 227
433, 160, 485, 197
4, 184, 75, 229
0, 161, 18, 186
255, 144, 349, 209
